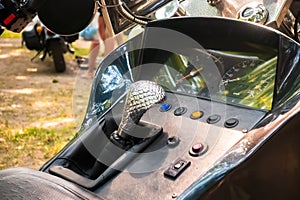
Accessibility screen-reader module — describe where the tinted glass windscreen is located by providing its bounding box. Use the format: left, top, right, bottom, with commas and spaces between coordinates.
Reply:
153, 44, 277, 110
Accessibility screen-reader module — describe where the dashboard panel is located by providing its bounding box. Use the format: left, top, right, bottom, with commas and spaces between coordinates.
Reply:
94, 92, 266, 199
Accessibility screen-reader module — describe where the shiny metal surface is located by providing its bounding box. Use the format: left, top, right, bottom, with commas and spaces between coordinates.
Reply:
101, 0, 292, 35
182, 0, 292, 28
117, 80, 165, 138
101, 0, 174, 35
207, 0, 222, 6
237, 2, 269, 24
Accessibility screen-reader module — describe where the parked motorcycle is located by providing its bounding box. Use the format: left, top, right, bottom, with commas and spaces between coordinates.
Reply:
22, 21, 78, 72
2, 0, 300, 200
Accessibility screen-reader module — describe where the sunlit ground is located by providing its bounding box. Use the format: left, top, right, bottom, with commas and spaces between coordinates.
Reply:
0, 37, 91, 169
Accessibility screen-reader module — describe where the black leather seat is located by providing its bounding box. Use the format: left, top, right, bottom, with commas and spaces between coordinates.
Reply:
0, 167, 102, 200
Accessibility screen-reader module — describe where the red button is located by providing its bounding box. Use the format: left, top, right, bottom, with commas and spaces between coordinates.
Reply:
192, 143, 203, 153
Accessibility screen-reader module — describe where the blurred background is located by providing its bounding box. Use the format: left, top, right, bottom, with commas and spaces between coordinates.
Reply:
0, 29, 95, 169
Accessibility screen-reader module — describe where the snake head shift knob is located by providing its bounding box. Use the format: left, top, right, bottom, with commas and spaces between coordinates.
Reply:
117, 80, 165, 139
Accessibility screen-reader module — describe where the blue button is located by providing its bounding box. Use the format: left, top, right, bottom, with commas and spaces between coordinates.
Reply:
160, 103, 172, 112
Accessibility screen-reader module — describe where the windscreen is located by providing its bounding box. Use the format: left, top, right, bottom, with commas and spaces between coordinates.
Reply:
87, 18, 279, 123
153, 47, 277, 110
91, 44, 277, 122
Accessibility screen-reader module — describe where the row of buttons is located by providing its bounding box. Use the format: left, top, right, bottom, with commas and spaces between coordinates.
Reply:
160, 103, 239, 128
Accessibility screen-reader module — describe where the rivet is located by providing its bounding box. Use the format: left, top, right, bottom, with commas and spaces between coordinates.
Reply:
172, 193, 177, 198
242, 129, 248, 133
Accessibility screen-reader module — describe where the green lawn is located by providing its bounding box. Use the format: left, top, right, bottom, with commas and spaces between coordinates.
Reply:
1, 29, 90, 57
1, 30, 22, 38
0, 29, 88, 170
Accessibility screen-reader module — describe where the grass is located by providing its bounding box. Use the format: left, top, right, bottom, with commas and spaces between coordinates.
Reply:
0, 126, 76, 169
72, 45, 90, 57
1, 29, 89, 57
1, 30, 21, 38
0, 37, 89, 170
0, 84, 78, 170
0, 27, 96, 170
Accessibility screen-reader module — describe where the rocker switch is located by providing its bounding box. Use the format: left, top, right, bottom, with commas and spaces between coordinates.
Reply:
164, 158, 191, 179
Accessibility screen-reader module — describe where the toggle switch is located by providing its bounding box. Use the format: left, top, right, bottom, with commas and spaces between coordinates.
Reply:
164, 158, 191, 179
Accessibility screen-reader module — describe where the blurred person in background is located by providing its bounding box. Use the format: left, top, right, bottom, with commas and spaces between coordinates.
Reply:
86, 9, 123, 78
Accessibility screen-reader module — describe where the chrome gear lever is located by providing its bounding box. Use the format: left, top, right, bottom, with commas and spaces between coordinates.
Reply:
117, 80, 165, 139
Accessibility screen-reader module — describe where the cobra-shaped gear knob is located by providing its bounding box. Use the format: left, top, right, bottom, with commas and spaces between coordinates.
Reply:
117, 80, 165, 139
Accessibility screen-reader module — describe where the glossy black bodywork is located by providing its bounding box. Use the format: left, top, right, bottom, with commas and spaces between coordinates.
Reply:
199, 112, 300, 200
